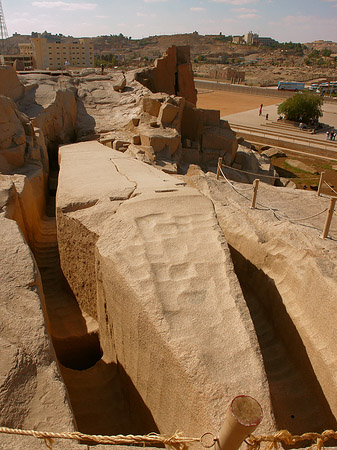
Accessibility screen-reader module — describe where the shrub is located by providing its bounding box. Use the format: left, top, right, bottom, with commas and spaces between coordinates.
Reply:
277, 93, 323, 123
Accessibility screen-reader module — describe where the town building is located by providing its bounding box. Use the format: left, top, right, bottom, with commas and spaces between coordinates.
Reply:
232, 35, 244, 44
30, 37, 94, 70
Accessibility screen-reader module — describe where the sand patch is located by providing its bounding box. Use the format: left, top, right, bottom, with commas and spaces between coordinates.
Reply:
196, 89, 279, 116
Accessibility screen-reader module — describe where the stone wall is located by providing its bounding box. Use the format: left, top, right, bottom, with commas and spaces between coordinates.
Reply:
135, 46, 197, 105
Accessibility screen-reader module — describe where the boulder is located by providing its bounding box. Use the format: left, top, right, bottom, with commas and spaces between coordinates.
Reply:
275, 177, 297, 188
261, 148, 287, 158
139, 128, 181, 157
0, 66, 25, 101
285, 159, 319, 175
158, 102, 179, 125
223, 146, 278, 185
113, 75, 126, 92
143, 96, 161, 117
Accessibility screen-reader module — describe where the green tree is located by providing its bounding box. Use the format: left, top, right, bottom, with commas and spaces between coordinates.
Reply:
277, 93, 323, 124
321, 48, 332, 57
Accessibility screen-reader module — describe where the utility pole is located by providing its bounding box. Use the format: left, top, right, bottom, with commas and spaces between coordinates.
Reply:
0, 0, 9, 54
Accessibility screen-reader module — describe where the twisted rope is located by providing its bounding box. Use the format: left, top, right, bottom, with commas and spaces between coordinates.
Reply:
218, 167, 329, 223
276, 208, 328, 222
323, 181, 337, 196
247, 429, 337, 450
2, 426, 337, 450
220, 163, 278, 181
0, 427, 199, 449
219, 167, 253, 194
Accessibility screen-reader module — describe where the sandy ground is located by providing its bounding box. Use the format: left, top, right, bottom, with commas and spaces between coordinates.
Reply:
196, 89, 279, 116
197, 89, 337, 130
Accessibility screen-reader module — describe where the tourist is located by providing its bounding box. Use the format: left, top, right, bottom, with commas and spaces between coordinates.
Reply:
259, 107, 262, 116
266, 114, 269, 120
101, 64, 104, 75
326, 131, 330, 140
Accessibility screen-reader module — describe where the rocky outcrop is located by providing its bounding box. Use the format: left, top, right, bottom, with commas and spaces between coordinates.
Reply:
0, 95, 48, 175
135, 46, 197, 105
0, 66, 25, 101
0, 216, 79, 450
101, 92, 238, 171
56, 141, 276, 438
222, 146, 278, 185
191, 171, 337, 433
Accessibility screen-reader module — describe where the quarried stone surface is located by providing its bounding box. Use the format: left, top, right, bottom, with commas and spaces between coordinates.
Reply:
56, 141, 276, 438
0, 217, 80, 450
191, 171, 337, 433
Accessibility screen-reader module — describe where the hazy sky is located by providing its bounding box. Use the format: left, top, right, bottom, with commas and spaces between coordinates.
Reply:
3, 0, 337, 43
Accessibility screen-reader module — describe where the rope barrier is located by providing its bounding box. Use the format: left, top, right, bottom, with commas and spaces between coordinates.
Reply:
219, 167, 253, 193
2, 426, 337, 450
247, 429, 337, 450
0, 427, 199, 449
323, 180, 337, 197
220, 163, 279, 180
276, 208, 328, 222
218, 167, 329, 223
221, 163, 320, 181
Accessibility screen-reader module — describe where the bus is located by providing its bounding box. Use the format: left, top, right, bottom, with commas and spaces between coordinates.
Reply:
277, 81, 305, 91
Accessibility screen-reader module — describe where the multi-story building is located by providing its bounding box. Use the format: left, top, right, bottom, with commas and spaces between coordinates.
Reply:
19, 43, 33, 56
244, 32, 258, 45
30, 37, 94, 70
255, 36, 277, 47
232, 35, 244, 44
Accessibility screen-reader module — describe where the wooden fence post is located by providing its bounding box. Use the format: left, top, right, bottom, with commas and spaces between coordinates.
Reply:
217, 157, 223, 180
251, 179, 260, 209
322, 197, 336, 239
214, 395, 263, 450
317, 172, 325, 197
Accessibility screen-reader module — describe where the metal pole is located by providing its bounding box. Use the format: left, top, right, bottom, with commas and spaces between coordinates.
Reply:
217, 157, 223, 180
251, 179, 260, 209
322, 197, 336, 239
317, 172, 325, 197
215, 395, 263, 450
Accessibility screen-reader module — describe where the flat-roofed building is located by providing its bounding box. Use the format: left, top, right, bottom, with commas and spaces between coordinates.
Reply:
30, 37, 94, 69
232, 35, 244, 44
19, 43, 33, 56
0, 54, 33, 70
